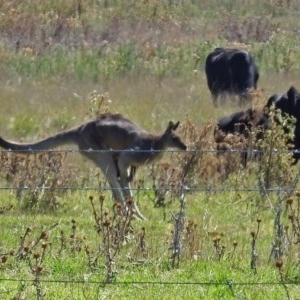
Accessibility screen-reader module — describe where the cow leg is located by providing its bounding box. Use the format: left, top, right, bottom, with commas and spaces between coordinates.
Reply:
212, 94, 218, 107
239, 93, 250, 106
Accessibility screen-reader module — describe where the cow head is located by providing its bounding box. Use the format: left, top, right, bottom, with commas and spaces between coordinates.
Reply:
215, 108, 269, 140
265, 86, 300, 163
214, 108, 269, 168
265, 86, 300, 118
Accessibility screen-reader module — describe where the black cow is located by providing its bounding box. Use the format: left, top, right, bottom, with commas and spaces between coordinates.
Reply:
266, 86, 300, 118
215, 86, 300, 165
214, 108, 269, 165
205, 48, 259, 106
265, 86, 300, 163
215, 108, 269, 139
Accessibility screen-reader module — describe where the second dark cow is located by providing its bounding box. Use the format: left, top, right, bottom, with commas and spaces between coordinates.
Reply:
215, 86, 300, 166
215, 108, 268, 138
265, 86, 300, 163
214, 108, 269, 165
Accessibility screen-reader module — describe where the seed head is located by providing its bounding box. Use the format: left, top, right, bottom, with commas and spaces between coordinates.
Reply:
26, 227, 32, 234
213, 235, 221, 245
40, 231, 47, 239
103, 220, 110, 227
275, 259, 283, 270
126, 198, 133, 206
286, 198, 293, 206
113, 202, 122, 210
36, 265, 43, 275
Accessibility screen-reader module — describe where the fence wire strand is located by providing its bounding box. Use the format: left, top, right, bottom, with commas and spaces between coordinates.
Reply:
0, 277, 300, 286
0, 186, 297, 193
0, 148, 299, 154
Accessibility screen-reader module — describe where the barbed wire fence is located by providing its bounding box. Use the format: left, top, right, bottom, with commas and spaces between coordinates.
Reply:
0, 148, 300, 298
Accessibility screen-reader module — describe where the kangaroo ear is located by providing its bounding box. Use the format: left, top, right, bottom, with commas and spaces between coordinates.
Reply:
167, 121, 180, 133
167, 121, 174, 132
172, 121, 180, 130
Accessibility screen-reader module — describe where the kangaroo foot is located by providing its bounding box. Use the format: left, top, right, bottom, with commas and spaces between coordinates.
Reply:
125, 199, 147, 221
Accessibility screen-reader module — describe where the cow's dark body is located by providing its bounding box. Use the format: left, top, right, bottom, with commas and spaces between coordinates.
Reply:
215, 86, 300, 165
214, 108, 269, 165
205, 48, 259, 106
216, 108, 268, 138
266, 86, 300, 163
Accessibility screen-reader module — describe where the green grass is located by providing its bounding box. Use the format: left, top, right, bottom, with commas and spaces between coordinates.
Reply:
1, 1, 300, 299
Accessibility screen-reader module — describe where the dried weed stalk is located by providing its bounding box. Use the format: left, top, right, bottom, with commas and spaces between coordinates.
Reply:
275, 259, 291, 300
166, 118, 216, 267
131, 226, 148, 261
256, 108, 296, 192
212, 234, 225, 261
3, 226, 57, 300
0, 150, 77, 211
182, 220, 202, 261
58, 219, 85, 256
269, 194, 287, 263
250, 218, 261, 274
285, 194, 300, 268
169, 195, 185, 268
86, 90, 111, 118
88, 194, 135, 283
147, 117, 221, 203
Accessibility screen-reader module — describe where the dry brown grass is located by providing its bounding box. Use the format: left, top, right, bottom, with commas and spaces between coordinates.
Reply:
0, 150, 78, 211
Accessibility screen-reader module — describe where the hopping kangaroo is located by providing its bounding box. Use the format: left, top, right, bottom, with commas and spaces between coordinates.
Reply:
0, 113, 187, 220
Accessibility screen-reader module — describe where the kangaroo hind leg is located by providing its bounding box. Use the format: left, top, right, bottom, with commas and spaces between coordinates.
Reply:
118, 157, 146, 221
93, 153, 125, 207
114, 157, 136, 182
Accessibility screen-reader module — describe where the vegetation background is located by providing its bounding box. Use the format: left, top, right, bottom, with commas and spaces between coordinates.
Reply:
1, 0, 300, 299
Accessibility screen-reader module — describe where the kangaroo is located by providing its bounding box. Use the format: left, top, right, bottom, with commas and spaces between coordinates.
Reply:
0, 113, 187, 220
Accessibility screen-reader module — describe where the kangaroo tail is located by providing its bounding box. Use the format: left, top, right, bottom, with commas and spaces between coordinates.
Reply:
0, 127, 80, 153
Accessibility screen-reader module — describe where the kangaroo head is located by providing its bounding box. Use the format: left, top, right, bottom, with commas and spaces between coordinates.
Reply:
163, 121, 187, 150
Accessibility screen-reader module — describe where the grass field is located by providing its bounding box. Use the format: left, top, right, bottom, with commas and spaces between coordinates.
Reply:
1, 1, 300, 299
